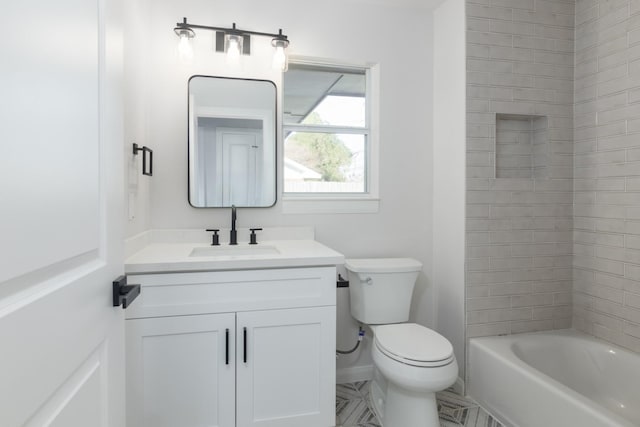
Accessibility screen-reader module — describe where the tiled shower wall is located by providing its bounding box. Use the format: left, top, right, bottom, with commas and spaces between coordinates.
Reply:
573, 0, 640, 352
465, 0, 575, 339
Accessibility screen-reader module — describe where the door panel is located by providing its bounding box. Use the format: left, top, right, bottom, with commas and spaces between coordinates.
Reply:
126, 313, 236, 427
0, 0, 125, 425
219, 128, 262, 206
236, 307, 336, 427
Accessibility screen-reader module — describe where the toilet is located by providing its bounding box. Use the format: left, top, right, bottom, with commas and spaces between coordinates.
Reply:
345, 258, 458, 427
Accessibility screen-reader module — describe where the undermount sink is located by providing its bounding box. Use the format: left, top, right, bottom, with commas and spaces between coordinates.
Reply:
189, 245, 280, 258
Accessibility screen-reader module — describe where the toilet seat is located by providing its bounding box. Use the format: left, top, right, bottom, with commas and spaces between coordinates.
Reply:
374, 323, 454, 368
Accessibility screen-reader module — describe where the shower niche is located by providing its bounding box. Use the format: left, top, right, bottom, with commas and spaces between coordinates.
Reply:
495, 114, 548, 179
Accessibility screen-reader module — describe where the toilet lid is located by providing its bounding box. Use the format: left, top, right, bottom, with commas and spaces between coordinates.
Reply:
374, 323, 454, 367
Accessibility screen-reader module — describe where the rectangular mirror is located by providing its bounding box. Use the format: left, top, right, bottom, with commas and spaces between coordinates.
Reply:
188, 76, 277, 207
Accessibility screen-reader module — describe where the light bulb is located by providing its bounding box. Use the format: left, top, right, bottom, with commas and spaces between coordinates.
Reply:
272, 45, 287, 70
271, 37, 289, 71
225, 34, 242, 63
178, 32, 194, 63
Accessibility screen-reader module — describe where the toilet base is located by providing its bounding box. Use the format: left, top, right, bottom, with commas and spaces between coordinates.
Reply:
369, 370, 440, 427
385, 382, 439, 427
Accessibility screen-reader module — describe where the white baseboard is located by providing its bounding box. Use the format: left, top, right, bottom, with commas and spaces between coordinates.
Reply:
336, 365, 374, 384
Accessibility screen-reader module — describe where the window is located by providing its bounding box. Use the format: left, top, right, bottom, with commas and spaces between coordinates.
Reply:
282, 61, 378, 212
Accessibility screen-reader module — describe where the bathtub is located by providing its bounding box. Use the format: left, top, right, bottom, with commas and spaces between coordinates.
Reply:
468, 329, 640, 427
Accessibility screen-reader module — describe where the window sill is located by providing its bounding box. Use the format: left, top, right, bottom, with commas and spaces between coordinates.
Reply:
282, 197, 380, 214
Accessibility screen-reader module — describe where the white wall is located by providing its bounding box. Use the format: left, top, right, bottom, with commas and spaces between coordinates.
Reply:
433, 0, 466, 380
125, 0, 436, 377
125, 0, 152, 236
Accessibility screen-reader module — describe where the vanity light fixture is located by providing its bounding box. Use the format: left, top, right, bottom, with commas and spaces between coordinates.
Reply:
174, 26, 195, 63
173, 18, 291, 71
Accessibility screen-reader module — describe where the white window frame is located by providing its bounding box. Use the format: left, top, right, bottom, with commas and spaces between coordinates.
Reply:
281, 57, 380, 214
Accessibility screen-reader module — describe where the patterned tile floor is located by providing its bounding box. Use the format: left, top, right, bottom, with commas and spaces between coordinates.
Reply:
336, 381, 503, 427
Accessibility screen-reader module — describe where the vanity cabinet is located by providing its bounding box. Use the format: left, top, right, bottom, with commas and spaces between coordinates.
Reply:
125, 267, 337, 427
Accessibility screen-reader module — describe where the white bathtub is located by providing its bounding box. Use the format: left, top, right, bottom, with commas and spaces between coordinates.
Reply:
468, 329, 640, 427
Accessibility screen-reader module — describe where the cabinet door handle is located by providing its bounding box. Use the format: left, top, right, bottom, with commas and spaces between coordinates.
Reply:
243, 327, 247, 364
225, 328, 229, 365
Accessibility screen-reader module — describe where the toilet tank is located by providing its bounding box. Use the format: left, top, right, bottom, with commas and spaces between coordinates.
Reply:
345, 258, 423, 324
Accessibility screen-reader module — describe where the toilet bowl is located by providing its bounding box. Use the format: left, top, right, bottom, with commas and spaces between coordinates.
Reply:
344, 258, 459, 427
370, 323, 458, 427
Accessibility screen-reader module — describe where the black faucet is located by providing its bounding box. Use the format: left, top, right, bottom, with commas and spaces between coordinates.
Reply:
229, 205, 237, 245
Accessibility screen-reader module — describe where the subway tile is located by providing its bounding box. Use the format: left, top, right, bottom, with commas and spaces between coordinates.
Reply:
595, 272, 640, 293
489, 73, 536, 87
468, 99, 492, 113
467, 205, 490, 218
467, 322, 511, 338
625, 292, 640, 309
598, 0, 628, 16
511, 293, 554, 307
510, 243, 570, 256
597, 192, 640, 205
467, 285, 490, 298
491, 100, 538, 115
467, 257, 493, 271
532, 306, 555, 320
491, 230, 534, 243
490, 0, 534, 10
467, 152, 494, 167
467, 4, 513, 20
490, 46, 534, 62
489, 281, 533, 295
467, 270, 513, 285
490, 206, 535, 218
468, 58, 513, 73
513, 88, 555, 102
626, 234, 640, 250
466, 44, 491, 59
468, 17, 492, 32
511, 319, 555, 333
467, 307, 532, 324
535, 25, 574, 41
532, 280, 571, 293
467, 244, 510, 257
513, 35, 555, 50
623, 322, 640, 340
467, 296, 512, 310
574, 230, 625, 247
491, 20, 535, 36
575, 4, 598, 26
625, 263, 640, 281
595, 218, 625, 234
575, 254, 625, 276
467, 31, 514, 47
467, 165, 495, 178
513, 9, 574, 28
534, 255, 572, 268
467, 232, 492, 244
553, 292, 572, 305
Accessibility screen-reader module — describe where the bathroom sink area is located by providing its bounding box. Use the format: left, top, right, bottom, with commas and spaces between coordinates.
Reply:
124, 229, 344, 274
189, 245, 280, 257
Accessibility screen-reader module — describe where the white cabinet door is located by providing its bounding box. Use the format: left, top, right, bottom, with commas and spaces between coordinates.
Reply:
0, 0, 125, 426
237, 306, 336, 427
126, 313, 236, 427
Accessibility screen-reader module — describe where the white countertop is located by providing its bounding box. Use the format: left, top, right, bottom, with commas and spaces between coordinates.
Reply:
125, 239, 345, 274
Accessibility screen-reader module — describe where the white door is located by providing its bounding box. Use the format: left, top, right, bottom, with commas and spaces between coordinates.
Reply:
0, 0, 125, 426
217, 128, 263, 206
126, 313, 236, 427
236, 307, 336, 427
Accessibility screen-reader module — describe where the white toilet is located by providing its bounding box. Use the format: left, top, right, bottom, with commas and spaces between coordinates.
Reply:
345, 258, 458, 427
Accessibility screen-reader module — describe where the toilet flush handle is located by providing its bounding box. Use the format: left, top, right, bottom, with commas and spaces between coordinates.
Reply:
358, 275, 373, 285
